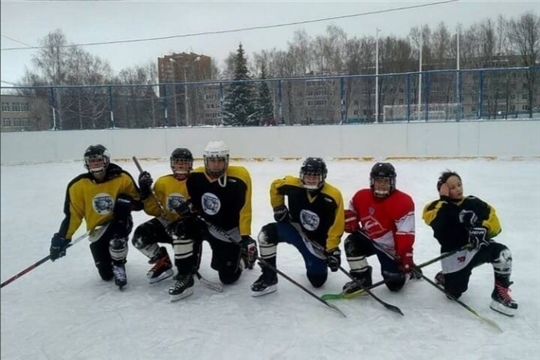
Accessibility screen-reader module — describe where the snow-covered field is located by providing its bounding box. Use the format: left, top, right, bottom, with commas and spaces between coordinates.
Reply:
1, 159, 539, 360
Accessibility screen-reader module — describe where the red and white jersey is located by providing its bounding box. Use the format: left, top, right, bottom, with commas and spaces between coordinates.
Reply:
349, 188, 415, 257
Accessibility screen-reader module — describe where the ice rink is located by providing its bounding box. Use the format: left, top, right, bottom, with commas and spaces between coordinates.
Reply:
1, 159, 539, 360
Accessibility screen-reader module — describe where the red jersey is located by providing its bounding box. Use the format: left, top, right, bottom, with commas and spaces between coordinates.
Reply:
349, 188, 415, 258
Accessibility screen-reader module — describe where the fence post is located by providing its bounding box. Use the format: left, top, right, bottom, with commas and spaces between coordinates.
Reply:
278, 80, 284, 125
162, 84, 168, 127
219, 82, 224, 125
424, 72, 430, 122
108, 86, 115, 128
340, 76, 345, 124
478, 70, 484, 119
49, 87, 57, 130
406, 74, 411, 122
457, 69, 462, 121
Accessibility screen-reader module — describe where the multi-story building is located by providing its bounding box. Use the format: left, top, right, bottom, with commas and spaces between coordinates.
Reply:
0, 94, 48, 132
157, 52, 218, 126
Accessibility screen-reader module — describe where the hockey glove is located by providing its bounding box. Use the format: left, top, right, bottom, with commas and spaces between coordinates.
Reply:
468, 227, 490, 250
239, 236, 258, 270
459, 210, 480, 229
138, 171, 153, 200
50, 233, 70, 261
344, 209, 359, 233
173, 200, 194, 218
273, 205, 289, 223
325, 248, 341, 272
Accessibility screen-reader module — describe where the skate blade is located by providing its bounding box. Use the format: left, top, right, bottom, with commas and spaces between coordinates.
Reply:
251, 285, 277, 297
148, 269, 174, 284
490, 300, 517, 317
169, 288, 194, 302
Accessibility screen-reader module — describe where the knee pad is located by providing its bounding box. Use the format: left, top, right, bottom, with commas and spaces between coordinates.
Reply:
109, 238, 128, 264
383, 273, 407, 292
132, 223, 157, 249
258, 224, 279, 245
493, 247, 512, 276
219, 265, 242, 285
344, 234, 369, 257
307, 272, 328, 288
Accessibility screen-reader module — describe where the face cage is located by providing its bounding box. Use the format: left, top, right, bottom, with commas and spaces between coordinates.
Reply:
370, 176, 396, 197
85, 155, 109, 173
204, 155, 229, 178
300, 171, 325, 190
170, 159, 193, 176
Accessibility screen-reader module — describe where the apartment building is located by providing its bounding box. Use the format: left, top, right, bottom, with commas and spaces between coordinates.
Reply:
0, 94, 48, 132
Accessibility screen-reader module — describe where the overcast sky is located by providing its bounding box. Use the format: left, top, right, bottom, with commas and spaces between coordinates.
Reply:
1, 0, 538, 85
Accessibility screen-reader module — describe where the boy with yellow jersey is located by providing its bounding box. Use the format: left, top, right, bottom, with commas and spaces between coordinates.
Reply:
49, 145, 142, 290
251, 157, 345, 297
132, 148, 201, 289
170, 141, 257, 301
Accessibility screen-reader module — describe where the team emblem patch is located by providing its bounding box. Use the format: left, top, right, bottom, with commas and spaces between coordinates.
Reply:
202, 192, 221, 215
167, 193, 186, 211
93, 193, 114, 215
300, 209, 320, 231
369, 206, 375, 215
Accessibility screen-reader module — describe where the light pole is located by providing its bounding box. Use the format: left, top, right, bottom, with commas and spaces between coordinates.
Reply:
418, 33, 423, 122
168, 58, 180, 127
182, 56, 201, 126
375, 28, 380, 124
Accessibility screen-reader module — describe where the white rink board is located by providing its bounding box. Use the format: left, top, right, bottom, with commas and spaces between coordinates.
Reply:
1, 120, 539, 165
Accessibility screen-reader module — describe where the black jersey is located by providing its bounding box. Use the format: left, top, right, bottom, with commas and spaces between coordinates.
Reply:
423, 195, 501, 253
270, 176, 344, 250
186, 165, 252, 235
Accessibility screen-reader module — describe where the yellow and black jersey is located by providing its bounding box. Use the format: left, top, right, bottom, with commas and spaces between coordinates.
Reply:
58, 163, 141, 240
143, 174, 190, 222
271, 176, 344, 251
186, 165, 252, 235
422, 195, 501, 252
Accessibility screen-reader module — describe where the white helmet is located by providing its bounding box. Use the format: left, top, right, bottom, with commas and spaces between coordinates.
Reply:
204, 140, 229, 178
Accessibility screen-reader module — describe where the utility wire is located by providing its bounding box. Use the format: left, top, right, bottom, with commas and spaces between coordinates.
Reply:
1, 0, 458, 51
1, 34, 35, 48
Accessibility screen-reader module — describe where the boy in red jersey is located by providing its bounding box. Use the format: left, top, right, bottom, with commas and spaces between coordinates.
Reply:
342, 162, 419, 294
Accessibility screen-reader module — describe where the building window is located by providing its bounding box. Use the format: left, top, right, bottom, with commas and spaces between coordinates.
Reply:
522, 105, 529, 111
2, 118, 11, 126
522, 94, 528, 100
1, 102, 9, 112
21, 103, 29, 112
12, 102, 20, 111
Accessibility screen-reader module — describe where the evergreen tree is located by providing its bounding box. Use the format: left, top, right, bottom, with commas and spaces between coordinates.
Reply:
255, 63, 275, 125
223, 44, 257, 126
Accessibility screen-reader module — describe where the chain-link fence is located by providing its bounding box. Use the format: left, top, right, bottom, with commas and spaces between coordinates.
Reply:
1, 66, 538, 131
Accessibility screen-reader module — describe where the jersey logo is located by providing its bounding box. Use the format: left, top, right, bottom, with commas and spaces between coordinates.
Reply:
93, 193, 114, 215
369, 206, 375, 215
167, 193, 186, 212
202, 192, 221, 215
300, 209, 320, 231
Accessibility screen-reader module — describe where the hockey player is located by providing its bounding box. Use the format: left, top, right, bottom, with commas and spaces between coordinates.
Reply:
132, 148, 201, 286
171, 140, 257, 301
423, 170, 518, 316
49, 144, 142, 289
342, 162, 418, 295
251, 157, 344, 297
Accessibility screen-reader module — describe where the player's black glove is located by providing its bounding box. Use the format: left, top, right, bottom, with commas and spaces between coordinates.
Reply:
325, 247, 341, 272
273, 205, 289, 223
468, 227, 490, 250
50, 233, 70, 261
172, 200, 193, 218
138, 171, 153, 200
239, 235, 258, 270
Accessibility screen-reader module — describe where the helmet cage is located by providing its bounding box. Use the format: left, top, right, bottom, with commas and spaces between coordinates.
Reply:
84, 145, 110, 174
300, 157, 327, 190
369, 162, 396, 197
170, 148, 193, 177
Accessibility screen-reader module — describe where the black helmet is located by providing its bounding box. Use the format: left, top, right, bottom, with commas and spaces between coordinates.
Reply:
84, 144, 110, 173
370, 162, 396, 197
170, 148, 193, 176
300, 157, 327, 190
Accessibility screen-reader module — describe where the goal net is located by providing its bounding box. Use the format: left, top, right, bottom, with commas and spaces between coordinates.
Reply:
383, 103, 459, 122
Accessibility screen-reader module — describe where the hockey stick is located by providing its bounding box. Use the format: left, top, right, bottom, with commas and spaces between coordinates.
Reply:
195, 215, 347, 318
1, 231, 89, 289
361, 230, 502, 332
322, 245, 471, 300
131, 156, 223, 293
292, 227, 403, 316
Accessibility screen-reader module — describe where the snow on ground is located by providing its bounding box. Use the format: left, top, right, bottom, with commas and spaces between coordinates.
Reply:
1, 159, 539, 360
